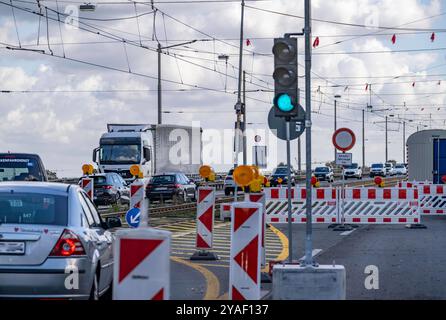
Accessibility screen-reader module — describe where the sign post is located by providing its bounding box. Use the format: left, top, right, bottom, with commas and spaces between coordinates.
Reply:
332, 128, 356, 232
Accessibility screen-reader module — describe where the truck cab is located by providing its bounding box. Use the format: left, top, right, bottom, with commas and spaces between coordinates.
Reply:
93, 124, 153, 182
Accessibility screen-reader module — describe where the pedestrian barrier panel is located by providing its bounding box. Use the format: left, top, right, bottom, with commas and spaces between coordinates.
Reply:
190, 187, 218, 260
220, 204, 231, 221
113, 227, 171, 300
229, 202, 262, 300
342, 187, 420, 224
248, 193, 266, 268
418, 184, 446, 215
81, 177, 94, 200
265, 187, 338, 224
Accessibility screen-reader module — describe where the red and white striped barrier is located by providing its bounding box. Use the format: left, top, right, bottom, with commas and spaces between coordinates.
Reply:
418, 184, 446, 215
342, 187, 420, 224
113, 228, 171, 300
195, 187, 215, 249
229, 202, 263, 300
248, 193, 266, 268
220, 203, 231, 221
81, 177, 94, 200
130, 180, 145, 209
265, 187, 338, 224
398, 181, 432, 188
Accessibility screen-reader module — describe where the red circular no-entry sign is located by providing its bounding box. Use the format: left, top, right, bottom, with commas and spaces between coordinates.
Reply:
332, 128, 356, 152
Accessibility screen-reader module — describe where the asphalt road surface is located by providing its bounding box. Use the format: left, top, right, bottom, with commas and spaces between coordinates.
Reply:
275, 215, 446, 299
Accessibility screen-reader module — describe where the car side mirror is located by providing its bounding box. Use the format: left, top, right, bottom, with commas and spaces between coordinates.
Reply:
105, 217, 122, 229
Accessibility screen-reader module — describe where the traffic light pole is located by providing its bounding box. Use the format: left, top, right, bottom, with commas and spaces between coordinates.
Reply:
285, 119, 293, 264
303, 0, 314, 267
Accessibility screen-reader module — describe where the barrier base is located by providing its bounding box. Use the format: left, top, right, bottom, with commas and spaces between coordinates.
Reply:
333, 224, 354, 232
190, 250, 219, 261
261, 272, 272, 283
405, 224, 427, 229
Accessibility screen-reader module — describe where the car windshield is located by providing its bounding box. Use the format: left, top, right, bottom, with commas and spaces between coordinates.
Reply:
0, 192, 68, 225
385, 163, 392, 168
151, 175, 175, 184
372, 164, 383, 168
228, 169, 234, 176
0, 156, 44, 182
344, 164, 358, 169
315, 167, 329, 172
100, 144, 141, 164
273, 167, 287, 175
395, 164, 405, 168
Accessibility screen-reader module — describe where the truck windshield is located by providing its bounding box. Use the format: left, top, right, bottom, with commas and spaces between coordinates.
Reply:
100, 144, 141, 164
0, 156, 44, 182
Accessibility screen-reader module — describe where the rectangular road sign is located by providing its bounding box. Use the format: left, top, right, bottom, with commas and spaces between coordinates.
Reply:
336, 153, 352, 166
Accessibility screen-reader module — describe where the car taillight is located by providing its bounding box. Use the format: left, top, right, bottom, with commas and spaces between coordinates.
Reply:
103, 185, 113, 190
175, 184, 181, 189
50, 229, 86, 257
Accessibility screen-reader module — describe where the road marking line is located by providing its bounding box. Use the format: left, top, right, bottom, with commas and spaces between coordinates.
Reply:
298, 249, 322, 262
268, 224, 289, 262
340, 229, 356, 236
170, 256, 220, 300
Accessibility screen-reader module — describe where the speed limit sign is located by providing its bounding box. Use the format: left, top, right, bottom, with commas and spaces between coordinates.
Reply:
332, 128, 356, 152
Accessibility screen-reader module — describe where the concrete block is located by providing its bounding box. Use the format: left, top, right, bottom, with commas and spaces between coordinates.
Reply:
272, 264, 346, 300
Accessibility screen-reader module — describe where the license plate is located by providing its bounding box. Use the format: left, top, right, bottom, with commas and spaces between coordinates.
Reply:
0, 241, 25, 255
156, 187, 167, 191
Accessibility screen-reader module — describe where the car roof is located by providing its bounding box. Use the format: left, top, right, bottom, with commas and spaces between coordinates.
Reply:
0, 182, 72, 194
0, 153, 42, 158
154, 172, 183, 176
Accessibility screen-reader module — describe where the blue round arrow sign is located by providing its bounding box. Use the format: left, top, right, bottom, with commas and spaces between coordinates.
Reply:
125, 207, 141, 228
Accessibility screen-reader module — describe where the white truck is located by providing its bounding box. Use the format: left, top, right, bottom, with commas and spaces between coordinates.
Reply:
93, 124, 202, 182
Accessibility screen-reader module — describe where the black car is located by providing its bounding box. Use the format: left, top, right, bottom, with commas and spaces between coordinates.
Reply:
84, 173, 130, 206
146, 172, 196, 203
314, 166, 334, 182
269, 167, 296, 187
0, 153, 48, 182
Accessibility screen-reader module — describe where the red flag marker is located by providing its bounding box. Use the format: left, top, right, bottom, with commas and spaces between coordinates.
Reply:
246, 39, 251, 46
312, 36, 320, 48
431, 32, 435, 42
391, 34, 396, 44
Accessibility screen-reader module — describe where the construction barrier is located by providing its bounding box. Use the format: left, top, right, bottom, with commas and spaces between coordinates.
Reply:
81, 177, 94, 200
248, 193, 266, 268
418, 184, 446, 215
265, 187, 338, 223
130, 180, 145, 209
220, 203, 231, 221
229, 202, 262, 300
113, 227, 171, 300
398, 180, 432, 188
342, 187, 420, 224
195, 187, 215, 249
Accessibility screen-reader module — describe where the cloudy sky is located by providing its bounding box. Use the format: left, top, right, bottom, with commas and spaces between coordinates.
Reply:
1, 0, 445, 177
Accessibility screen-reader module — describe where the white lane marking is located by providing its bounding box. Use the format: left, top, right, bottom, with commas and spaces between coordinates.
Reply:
340, 229, 356, 236
298, 249, 322, 262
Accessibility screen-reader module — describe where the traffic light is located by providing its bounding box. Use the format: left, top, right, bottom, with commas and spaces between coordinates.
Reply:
272, 37, 299, 118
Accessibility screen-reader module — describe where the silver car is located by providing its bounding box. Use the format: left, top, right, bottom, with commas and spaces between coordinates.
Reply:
0, 182, 122, 299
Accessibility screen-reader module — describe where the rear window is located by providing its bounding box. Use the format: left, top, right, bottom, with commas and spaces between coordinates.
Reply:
151, 175, 175, 184
93, 176, 108, 186
0, 192, 68, 226
273, 167, 287, 175
0, 156, 45, 182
